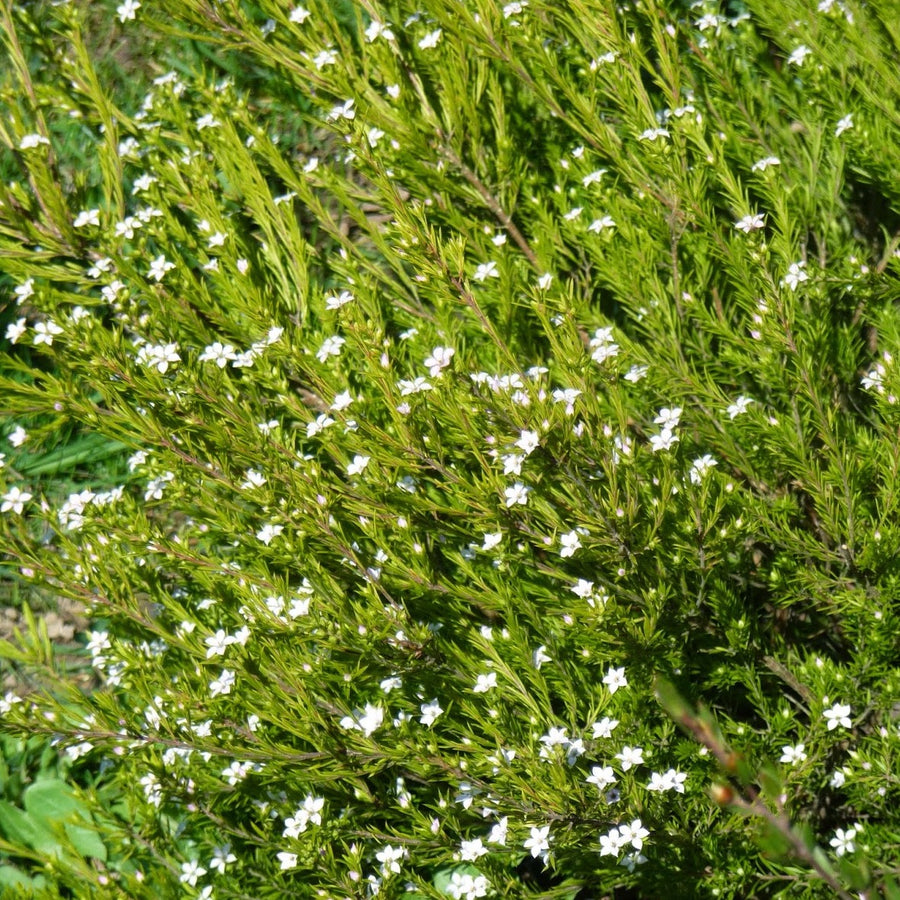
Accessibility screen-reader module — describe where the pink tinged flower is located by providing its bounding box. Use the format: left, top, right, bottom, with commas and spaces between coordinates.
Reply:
603, 666, 628, 694
424, 346, 455, 376
823, 702, 852, 730
523, 825, 551, 858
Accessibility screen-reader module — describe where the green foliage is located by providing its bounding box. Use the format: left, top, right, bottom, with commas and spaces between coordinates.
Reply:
2, 0, 900, 897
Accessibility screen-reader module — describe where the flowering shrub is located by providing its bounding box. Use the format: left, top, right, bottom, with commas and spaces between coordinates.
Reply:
2, 0, 900, 897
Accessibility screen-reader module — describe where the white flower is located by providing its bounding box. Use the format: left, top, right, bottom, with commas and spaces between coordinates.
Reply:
752, 156, 781, 172
591, 716, 619, 738
586, 766, 617, 790
418, 28, 442, 50
504, 482, 530, 507
9, 426, 28, 447
5, 317, 27, 344
639, 127, 669, 142
537, 273, 552, 290
340, 703, 384, 737
33, 320, 63, 346
289, 6, 310, 24
19, 134, 50, 150
473, 673, 497, 693
347, 455, 370, 476
559, 530, 582, 558
781, 261, 809, 291
788, 45, 812, 66
375, 844, 407, 874
823, 702, 852, 730
532, 645, 552, 668
647, 769, 687, 793
179, 860, 207, 886
603, 666, 628, 694
615, 745, 644, 770
650, 429, 679, 452
148, 255, 175, 281
209, 669, 235, 697
277, 851, 299, 870
256, 523, 283, 545
481, 532, 503, 551
523, 825, 551, 859
1, 486, 32, 515
735, 213, 765, 233
424, 346, 455, 376
726, 396, 754, 419
835, 114, 854, 137
459, 838, 488, 861
473, 260, 499, 282
487, 816, 508, 845
74, 208, 100, 228
599, 826, 625, 857
326, 99, 356, 122
316, 335, 345, 361
419, 698, 443, 726
780, 743, 807, 765
588, 215, 616, 232
830, 827, 857, 857
199, 342, 236, 367
618, 819, 649, 850
690, 454, 718, 483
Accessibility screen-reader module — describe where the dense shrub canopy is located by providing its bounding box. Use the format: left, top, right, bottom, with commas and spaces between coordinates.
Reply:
1, 0, 900, 897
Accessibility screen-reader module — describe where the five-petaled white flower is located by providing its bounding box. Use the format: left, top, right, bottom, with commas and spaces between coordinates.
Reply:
560, 530, 582, 558
603, 666, 628, 694
780, 743, 807, 764
830, 827, 857, 857
823, 702, 852, 730
523, 824, 551, 859
615, 745, 644, 770
504, 482, 530, 507
735, 213, 765, 233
